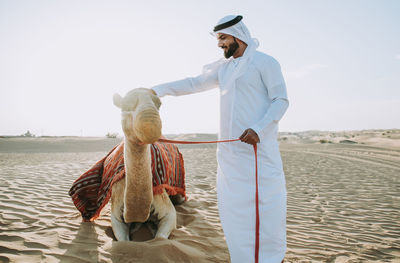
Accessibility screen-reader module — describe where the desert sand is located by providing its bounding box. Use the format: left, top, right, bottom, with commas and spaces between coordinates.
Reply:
0, 130, 399, 262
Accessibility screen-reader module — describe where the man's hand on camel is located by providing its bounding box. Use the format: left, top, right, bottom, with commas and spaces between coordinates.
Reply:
239, 128, 260, 145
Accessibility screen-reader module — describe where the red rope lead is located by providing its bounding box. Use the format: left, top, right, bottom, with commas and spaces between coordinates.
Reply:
254, 144, 259, 263
158, 138, 240, 144
158, 137, 260, 263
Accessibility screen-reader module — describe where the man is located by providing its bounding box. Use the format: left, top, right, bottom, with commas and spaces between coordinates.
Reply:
151, 15, 288, 263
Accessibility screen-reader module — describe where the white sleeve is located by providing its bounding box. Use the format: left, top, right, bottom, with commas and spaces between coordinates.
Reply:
152, 59, 224, 97
250, 58, 289, 137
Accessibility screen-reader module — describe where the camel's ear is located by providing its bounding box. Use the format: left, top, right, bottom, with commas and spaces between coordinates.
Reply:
113, 93, 123, 108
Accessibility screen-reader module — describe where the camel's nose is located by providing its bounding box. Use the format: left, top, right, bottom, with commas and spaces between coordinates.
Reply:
134, 108, 162, 144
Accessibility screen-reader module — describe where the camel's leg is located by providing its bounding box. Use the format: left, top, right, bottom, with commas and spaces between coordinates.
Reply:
110, 180, 131, 241
111, 213, 131, 241
156, 208, 176, 239
152, 191, 177, 239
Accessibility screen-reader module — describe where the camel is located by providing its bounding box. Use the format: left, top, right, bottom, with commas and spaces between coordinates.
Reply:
111, 88, 184, 241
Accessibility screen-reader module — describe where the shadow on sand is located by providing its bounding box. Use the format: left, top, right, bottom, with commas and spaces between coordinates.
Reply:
59, 222, 101, 263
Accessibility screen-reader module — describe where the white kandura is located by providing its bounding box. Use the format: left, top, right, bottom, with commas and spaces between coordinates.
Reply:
152, 15, 289, 263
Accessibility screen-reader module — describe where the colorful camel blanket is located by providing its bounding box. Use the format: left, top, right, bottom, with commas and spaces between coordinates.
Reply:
69, 141, 186, 222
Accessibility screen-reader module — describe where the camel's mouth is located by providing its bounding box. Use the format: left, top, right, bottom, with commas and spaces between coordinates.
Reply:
134, 109, 162, 144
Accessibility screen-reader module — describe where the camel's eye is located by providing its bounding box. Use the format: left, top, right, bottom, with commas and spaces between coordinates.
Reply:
152, 96, 161, 109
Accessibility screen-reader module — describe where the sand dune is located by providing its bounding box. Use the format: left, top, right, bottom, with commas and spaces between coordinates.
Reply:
0, 130, 399, 262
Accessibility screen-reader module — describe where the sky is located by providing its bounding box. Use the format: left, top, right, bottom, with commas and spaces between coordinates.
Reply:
1, 0, 399, 136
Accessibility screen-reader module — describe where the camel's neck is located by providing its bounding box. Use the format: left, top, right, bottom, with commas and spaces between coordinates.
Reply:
123, 138, 153, 223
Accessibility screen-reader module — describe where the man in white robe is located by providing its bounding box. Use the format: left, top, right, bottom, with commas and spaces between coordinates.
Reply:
151, 15, 289, 263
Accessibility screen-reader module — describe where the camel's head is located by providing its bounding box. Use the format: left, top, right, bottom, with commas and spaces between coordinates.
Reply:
113, 88, 162, 144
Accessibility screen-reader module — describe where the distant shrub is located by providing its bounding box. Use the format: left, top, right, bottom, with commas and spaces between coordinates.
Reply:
319, 139, 329, 143
340, 139, 357, 144
106, 132, 118, 138
22, 130, 35, 137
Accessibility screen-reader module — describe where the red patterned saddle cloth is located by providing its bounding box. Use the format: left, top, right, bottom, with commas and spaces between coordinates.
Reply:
69, 141, 185, 222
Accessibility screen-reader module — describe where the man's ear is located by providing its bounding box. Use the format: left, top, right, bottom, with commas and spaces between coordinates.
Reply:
113, 93, 123, 108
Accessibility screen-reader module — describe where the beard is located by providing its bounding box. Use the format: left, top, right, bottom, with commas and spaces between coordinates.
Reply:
223, 39, 239, 59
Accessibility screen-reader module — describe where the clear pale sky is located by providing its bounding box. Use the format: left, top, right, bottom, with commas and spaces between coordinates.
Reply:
1, 0, 399, 136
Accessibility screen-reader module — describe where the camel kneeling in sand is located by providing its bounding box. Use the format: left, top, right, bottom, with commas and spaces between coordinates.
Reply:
111, 88, 184, 241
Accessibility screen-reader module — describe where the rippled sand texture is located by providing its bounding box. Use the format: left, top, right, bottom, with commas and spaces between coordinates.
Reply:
0, 145, 229, 263
282, 143, 400, 262
1, 137, 400, 262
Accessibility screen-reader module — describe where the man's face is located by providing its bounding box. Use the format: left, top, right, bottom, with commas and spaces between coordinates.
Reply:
217, 33, 239, 59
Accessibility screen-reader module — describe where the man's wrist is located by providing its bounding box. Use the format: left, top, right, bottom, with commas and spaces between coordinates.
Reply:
249, 126, 261, 137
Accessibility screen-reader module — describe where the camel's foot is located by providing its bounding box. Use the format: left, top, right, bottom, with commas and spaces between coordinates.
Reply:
155, 232, 169, 239
155, 209, 176, 239
111, 213, 131, 241
150, 191, 177, 239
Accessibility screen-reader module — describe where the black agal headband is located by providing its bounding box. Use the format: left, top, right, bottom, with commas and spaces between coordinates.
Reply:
213, 15, 243, 32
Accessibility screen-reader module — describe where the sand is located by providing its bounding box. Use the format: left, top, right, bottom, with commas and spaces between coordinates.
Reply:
0, 130, 399, 262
